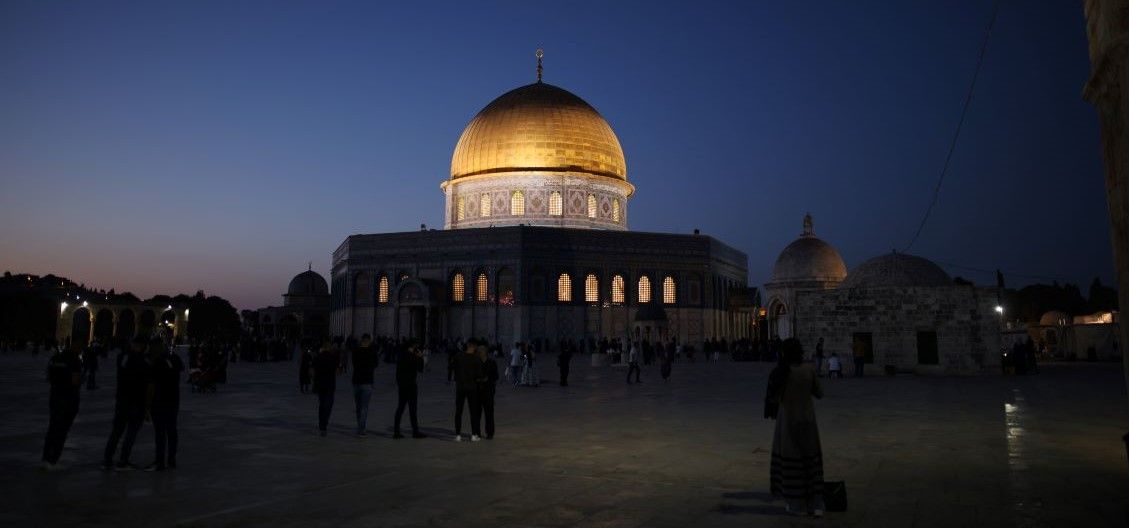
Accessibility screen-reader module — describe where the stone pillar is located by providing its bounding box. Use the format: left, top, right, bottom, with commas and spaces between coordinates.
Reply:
1082, 0, 1129, 408
87, 311, 96, 344
112, 311, 120, 337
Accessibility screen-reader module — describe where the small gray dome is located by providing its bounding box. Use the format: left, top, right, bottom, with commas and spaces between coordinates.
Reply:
840, 252, 951, 289
287, 270, 329, 296
770, 237, 847, 285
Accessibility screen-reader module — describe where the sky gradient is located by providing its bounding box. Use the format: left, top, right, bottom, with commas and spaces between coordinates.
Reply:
0, 1, 1113, 309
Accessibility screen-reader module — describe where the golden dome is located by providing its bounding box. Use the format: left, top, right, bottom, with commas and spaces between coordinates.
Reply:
450, 82, 627, 181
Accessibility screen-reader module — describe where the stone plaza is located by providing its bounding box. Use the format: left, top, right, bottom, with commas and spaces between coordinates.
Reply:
0, 353, 1126, 527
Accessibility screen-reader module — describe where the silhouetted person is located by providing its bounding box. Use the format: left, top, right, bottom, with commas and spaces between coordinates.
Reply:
313, 341, 341, 437
477, 345, 499, 439
453, 343, 483, 441
394, 345, 426, 439
660, 347, 672, 382
557, 345, 572, 386
102, 337, 148, 471
766, 338, 825, 516
84, 339, 100, 390
145, 339, 183, 471
351, 334, 377, 436
42, 346, 82, 469
298, 347, 312, 393
626, 343, 641, 384
852, 340, 866, 377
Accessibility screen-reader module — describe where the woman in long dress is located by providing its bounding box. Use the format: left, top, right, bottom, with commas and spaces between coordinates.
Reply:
766, 338, 825, 516
520, 346, 539, 387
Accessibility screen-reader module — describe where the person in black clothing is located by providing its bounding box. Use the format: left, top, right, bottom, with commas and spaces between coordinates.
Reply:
446, 345, 457, 385
298, 346, 313, 393
477, 345, 499, 439
351, 334, 377, 436
557, 344, 572, 387
393, 345, 427, 439
312, 341, 341, 437
453, 343, 483, 441
103, 337, 149, 471
145, 339, 184, 471
84, 339, 100, 390
42, 346, 83, 469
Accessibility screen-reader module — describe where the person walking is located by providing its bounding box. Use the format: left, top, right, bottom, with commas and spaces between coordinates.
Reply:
814, 338, 825, 376
827, 353, 842, 379
557, 344, 572, 386
298, 346, 313, 393
765, 338, 825, 516
852, 339, 866, 377
351, 334, 377, 436
42, 345, 83, 470
102, 337, 149, 471
453, 343, 483, 441
509, 343, 522, 387
313, 341, 341, 437
626, 342, 642, 384
477, 345, 499, 439
660, 346, 673, 382
145, 339, 183, 471
520, 345, 539, 387
84, 339, 100, 390
393, 344, 427, 439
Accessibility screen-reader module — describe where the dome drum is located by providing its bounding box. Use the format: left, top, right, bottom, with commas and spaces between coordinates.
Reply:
443, 172, 630, 230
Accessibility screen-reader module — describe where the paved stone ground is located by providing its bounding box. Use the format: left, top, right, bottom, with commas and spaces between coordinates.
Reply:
0, 352, 1126, 527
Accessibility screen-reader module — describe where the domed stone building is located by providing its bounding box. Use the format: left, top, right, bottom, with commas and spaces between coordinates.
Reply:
764, 214, 846, 338
329, 57, 752, 349
252, 268, 331, 341
786, 250, 1000, 374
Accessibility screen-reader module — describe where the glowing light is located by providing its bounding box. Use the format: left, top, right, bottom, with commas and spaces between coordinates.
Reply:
60, 302, 68, 313
82, 301, 88, 308
995, 305, 1004, 314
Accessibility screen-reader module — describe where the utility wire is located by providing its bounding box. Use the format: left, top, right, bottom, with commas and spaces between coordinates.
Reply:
904, 0, 1002, 252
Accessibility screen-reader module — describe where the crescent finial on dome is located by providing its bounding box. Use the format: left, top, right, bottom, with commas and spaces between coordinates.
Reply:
536, 48, 544, 83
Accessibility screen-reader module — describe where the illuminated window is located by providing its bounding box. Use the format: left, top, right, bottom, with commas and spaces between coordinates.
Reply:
476, 273, 489, 302
511, 191, 525, 216
612, 199, 621, 223
457, 197, 465, 221
663, 276, 676, 304
557, 273, 572, 302
587, 194, 597, 218
378, 276, 389, 303
451, 273, 465, 302
549, 191, 562, 216
638, 276, 652, 303
585, 274, 599, 303
611, 275, 625, 303
480, 194, 491, 217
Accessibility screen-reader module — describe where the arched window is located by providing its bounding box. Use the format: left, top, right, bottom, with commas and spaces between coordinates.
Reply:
638, 276, 652, 303
476, 272, 489, 302
587, 194, 597, 218
353, 272, 372, 303
456, 196, 466, 221
451, 273, 465, 302
585, 274, 599, 303
557, 273, 572, 302
663, 276, 676, 304
511, 191, 525, 216
612, 198, 621, 223
549, 191, 562, 216
378, 276, 389, 303
611, 275, 625, 303
480, 194, 491, 217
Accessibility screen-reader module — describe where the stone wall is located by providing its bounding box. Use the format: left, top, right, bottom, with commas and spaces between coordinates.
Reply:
794, 286, 1000, 374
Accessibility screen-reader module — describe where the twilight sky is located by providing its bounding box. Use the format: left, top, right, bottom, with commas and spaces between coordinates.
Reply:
0, 1, 1113, 309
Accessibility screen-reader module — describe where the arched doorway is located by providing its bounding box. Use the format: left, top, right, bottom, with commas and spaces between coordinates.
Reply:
116, 309, 136, 340
71, 308, 91, 348
138, 310, 157, 339
768, 299, 790, 339
160, 309, 176, 342
94, 309, 115, 340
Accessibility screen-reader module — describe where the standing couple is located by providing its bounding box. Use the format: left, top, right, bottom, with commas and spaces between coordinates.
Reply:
453, 343, 499, 441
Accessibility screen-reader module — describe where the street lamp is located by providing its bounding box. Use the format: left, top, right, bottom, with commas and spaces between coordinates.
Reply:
59, 301, 68, 314
995, 305, 1004, 314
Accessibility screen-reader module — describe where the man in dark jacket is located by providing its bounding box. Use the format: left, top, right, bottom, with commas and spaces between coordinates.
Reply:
477, 345, 499, 439
102, 337, 149, 470
42, 346, 82, 469
393, 344, 427, 439
313, 341, 341, 437
146, 339, 184, 471
453, 343, 483, 441
557, 344, 572, 387
351, 334, 377, 436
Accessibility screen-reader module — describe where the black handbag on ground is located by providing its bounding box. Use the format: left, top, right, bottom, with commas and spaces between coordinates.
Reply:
823, 480, 847, 512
